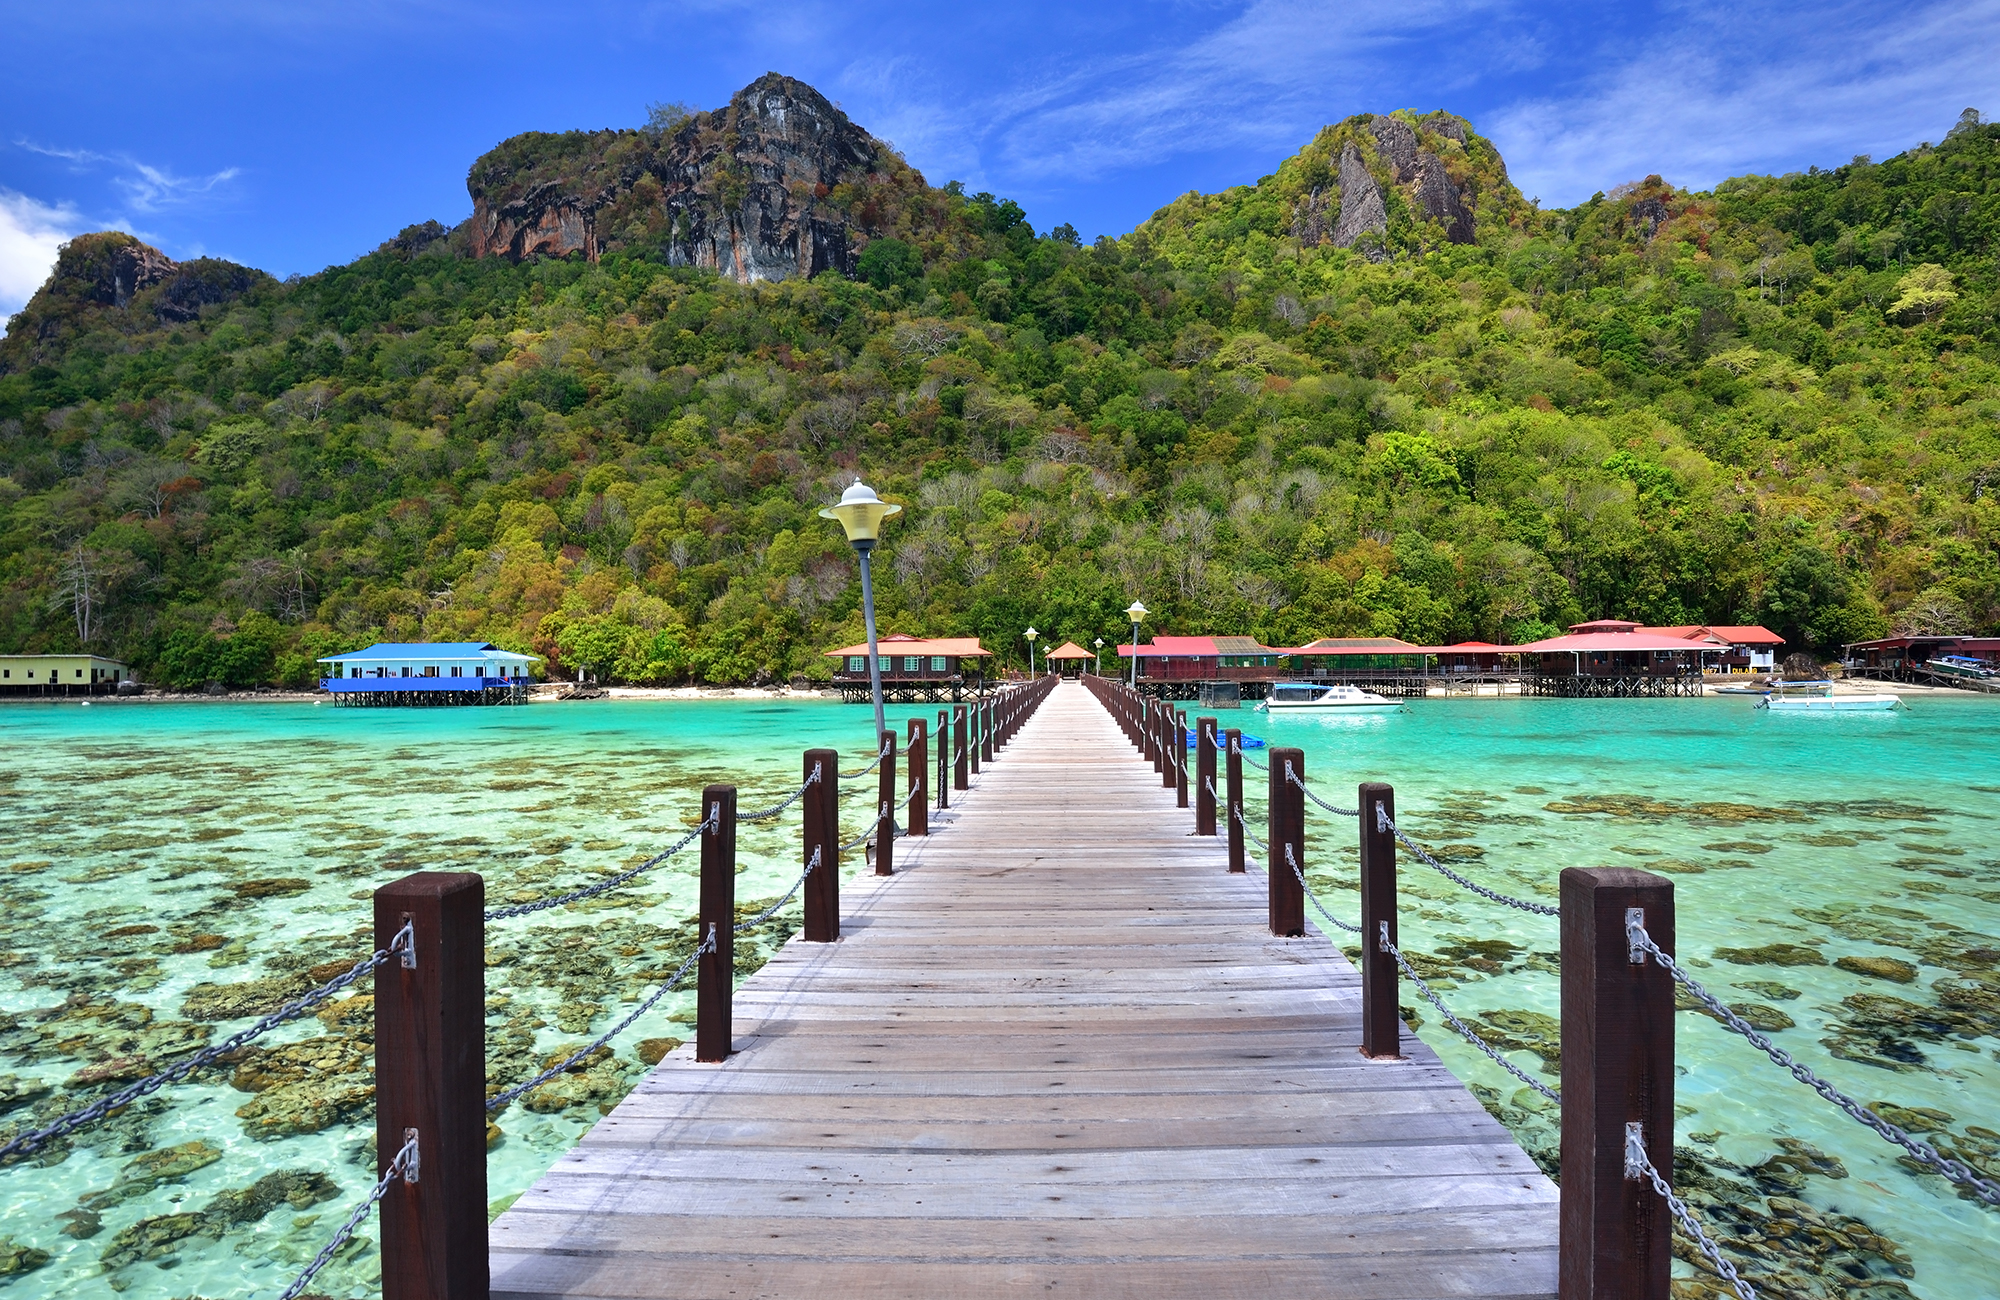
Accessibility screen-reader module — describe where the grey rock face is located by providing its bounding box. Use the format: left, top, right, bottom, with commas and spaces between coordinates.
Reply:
1420, 111, 1468, 144
1331, 143, 1389, 253
468, 73, 886, 284
1369, 116, 1419, 182
1411, 152, 1475, 244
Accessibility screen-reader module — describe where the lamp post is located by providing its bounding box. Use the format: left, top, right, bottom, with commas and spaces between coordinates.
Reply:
1125, 600, 1148, 690
820, 479, 902, 745
1093, 637, 1103, 677
1025, 626, 1038, 679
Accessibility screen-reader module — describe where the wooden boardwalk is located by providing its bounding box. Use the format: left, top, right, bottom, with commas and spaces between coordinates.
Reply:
491, 681, 1558, 1299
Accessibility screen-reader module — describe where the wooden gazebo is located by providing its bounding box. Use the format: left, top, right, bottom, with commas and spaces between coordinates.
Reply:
1044, 641, 1092, 678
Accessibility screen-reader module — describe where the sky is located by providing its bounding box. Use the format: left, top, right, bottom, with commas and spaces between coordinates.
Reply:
3, 0, 1998, 319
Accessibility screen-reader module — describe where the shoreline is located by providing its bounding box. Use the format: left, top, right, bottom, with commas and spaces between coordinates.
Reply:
0, 678, 1977, 706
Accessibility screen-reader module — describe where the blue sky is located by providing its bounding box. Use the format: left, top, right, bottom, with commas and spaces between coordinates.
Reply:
4, 0, 1998, 318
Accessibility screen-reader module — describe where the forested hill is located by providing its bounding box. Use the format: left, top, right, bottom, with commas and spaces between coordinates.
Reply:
1, 85, 1996, 689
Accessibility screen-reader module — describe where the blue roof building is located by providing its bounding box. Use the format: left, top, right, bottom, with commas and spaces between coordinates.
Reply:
316, 642, 542, 706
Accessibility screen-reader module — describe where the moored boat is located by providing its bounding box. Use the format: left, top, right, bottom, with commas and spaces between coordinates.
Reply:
1257, 682, 1401, 711
1757, 684, 1901, 712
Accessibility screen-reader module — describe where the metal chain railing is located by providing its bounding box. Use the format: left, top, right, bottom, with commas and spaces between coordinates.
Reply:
839, 740, 893, 779
489, 928, 714, 1112
1627, 1127, 1758, 1300
279, 1129, 420, 1300
840, 805, 885, 854
1379, 921, 1562, 1104
1285, 763, 1358, 817
1629, 918, 2000, 1207
1, 922, 414, 1160
485, 811, 716, 922
1378, 806, 1560, 917
737, 764, 821, 822
735, 846, 821, 933
1233, 802, 1268, 852
1284, 843, 1360, 935
1230, 738, 1268, 771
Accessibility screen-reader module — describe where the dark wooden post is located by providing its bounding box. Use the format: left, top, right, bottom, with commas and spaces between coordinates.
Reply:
375, 872, 486, 1300
982, 697, 995, 762
969, 702, 981, 775
875, 730, 897, 876
908, 718, 928, 835
1358, 782, 1401, 1059
1175, 711, 1189, 808
1196, 717, 1218, 835
697, 784, 736, 1062
1268, 749, 1305, 936
802, 750, 839, 942
936, 710, 949, 810
1225, 728, 1245, 873
1159, 705, 1175, 790
1560, 868, 1674, 1300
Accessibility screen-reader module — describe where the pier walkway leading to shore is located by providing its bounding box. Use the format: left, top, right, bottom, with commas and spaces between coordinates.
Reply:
488, 681, 1559, 1299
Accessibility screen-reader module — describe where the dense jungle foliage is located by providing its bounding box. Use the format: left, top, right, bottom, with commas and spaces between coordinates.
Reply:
1, 108, 1997, 688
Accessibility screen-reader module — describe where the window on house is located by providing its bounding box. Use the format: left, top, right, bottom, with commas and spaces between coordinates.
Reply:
848, 656, 866, 672
402, 667, 412, 677
931, 656, 946, 670
450, 666, 461, 676
75, 669, 83, 678
903, 656, 920, 671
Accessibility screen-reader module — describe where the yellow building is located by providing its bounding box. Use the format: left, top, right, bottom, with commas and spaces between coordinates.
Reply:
0, 654, 131, 695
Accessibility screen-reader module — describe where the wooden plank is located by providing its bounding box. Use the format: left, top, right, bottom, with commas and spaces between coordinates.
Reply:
491, 681, 1557, 1300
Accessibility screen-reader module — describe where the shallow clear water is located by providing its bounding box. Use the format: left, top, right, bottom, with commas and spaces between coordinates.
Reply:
0, 692, 1992, 1298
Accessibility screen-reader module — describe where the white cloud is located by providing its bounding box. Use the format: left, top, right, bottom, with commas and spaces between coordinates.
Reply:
0, 189, 85, 321
1487, 0, 2000, 204
17, 139, 241, 213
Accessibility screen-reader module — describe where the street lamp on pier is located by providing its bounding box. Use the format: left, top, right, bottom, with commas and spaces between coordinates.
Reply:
1093, 637, 1103, 677
1025, 626, 1038, 678
1125, 600, 1148, 690
820, 479, 902, 745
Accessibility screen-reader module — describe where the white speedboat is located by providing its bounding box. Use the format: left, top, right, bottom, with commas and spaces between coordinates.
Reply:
1757, 688, 1901, 712
1259, 682, 1401, 710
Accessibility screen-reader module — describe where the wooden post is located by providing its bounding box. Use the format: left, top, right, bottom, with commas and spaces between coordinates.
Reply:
981, 698, 995, 763
802, 750, 838, 942
1159, 705, 1175, 790
374, 872, 486, 1300
1268, 749, 1305, 936
1560, 868, 1675, 1300
697, 784, 736, 1062
908, 718, 928, 835
969, 702, 981, 775
936, 710, 949, 810
1196, 717, 1217, 835
1358, 782, 1400, 1059
875, 730, 897, 876
955, 706, 970, 787
1225, 728, 1245, 873
1175, 710, 1189, 808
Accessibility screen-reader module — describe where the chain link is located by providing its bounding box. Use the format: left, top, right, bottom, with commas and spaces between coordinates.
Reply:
737, 764, 821, 822
1378, 805, 1560, 917
1627, 1130, 1758, 1300
485, 811, 715, 921
1285, 762, 1358, 816
1232, 802, 1268, 852
735, 846, 821, 933
1230, 738, 1268, 771
839, 740, 893, 779
1285, 843, 1360, 934
279, 1128, 419, 1300
1380, 922, 1562, 1103
1, 923, 413, 1160
489, 928, 714, 1111
839, 806, 884, 854
1629, 919, 2000, 1206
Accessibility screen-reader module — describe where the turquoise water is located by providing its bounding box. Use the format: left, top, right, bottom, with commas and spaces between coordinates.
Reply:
0, 692, 1992, 1298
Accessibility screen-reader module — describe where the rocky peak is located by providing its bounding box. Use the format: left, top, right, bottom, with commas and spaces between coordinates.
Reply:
1284, 110, 1516, 257
465, 72, 922, 283
2, 232, 266, 370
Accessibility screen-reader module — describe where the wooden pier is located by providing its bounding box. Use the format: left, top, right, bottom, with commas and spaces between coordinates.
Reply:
489, 681, 1558, 1299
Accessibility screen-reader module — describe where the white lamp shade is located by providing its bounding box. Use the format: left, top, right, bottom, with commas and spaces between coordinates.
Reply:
1125, 600, 1148, 621
818, 479, 902, 542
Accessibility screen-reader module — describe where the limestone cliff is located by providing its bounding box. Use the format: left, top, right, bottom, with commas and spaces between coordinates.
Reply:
464, 73, 932, 282
0, 232, 268, 372
1280, 110, 1522, 255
